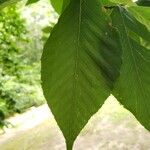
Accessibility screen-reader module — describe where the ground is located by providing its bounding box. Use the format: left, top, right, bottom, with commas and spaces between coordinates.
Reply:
0, 96, 150, 150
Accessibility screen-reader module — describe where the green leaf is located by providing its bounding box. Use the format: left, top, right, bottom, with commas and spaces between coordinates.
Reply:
50, 0, 69, 14
62, 0, 70, 11
41, 0, 122, 149
111, 6, 150, 131
26, 0, 39, 5
136, 0, 150, 6
128, 6, 150, 49
50, 0, 134, 14
101, 0, 134, 6
128, 6, 150, 30
116, 7, 150, 42
50, 0, 63, 14
51, 0, 70, 14
0, 0, 19, 9
101, 0, 116, 6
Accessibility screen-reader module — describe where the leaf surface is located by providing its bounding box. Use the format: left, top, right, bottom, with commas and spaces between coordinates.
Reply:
50, 0, 63, 14
136, 0, 150, 6
50, 0, 134, 14
50, 0, 69, 14
0, 0, 19, 9
128, 6, 150, 49
41, 0, 122, 149
26, 0, 39, 5
111, 6, 150, 131
128, 6, 150, 29
102, 0, 134, 6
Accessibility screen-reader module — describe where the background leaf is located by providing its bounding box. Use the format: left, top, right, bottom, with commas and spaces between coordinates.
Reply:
26, 0, 39, 5
128, 6, 150, 29
0, 0, 19, 9
128, 6, 150, 49
101, 0, 134, 6
111, 6, 150, 131
50, 0, 70, 14
41, 0, 122, 149
136, 0, 150, 6
50, 0, 63, 14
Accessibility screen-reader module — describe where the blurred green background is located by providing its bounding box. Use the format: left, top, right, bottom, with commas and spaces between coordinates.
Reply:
0, 0, 57, 128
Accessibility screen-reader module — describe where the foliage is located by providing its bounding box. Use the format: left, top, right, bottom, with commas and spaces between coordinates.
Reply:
0, 6, 45, 127
50, 0, 134, 14
136, 0, 150, 6
26, 0, 39, 5
0, 0, 150, 150
0, 0, 19, 9
41, 1, 122, 148
41, 0, 150, 150
111, 5, 150, 132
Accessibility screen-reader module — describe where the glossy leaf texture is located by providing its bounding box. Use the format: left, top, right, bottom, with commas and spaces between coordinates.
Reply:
111, 6, 150, 131
41, 0, 122, 149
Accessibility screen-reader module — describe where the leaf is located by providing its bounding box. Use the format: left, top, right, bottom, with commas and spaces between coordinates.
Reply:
50, 0, 69, 14
41, 0, 122, 149
50, 0, 134, 14
50, 0, 63, 14
102, 0, 134, 6
136, 0, 150, 6
0, 0, 19, 9
116, 7, 150, 42
128, 6, 150, 49
101, 0, 116, 6
26, 0, 39, 5
111, 6, 150, 131
62, 0, 70, 11
128, 6, 150, 30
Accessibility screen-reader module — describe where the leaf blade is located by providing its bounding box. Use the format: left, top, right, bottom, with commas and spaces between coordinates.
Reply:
41, 0, 122, 149
111, 6, 150, 131
136, 0, 150, 7
0, 0, 19, 9
26, 0, 39, 5
128, 6, 150, 30
50, 0, 70, 14
50, 0, 134, 15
